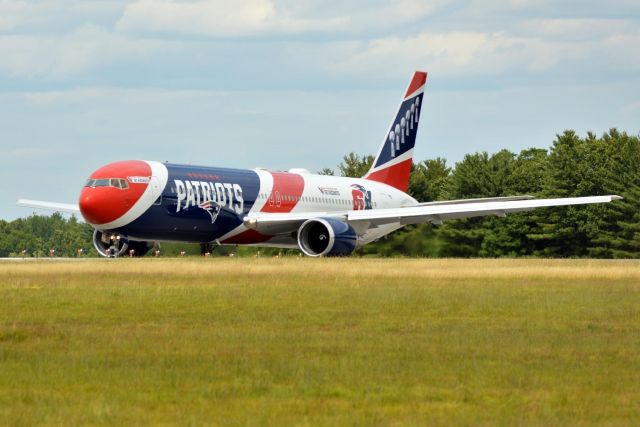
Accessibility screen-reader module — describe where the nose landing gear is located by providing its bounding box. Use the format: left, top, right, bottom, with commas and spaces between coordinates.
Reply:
94, 230, 128, 257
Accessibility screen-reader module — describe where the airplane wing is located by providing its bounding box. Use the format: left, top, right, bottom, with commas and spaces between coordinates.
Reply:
412, 195, 534, 207
243, 195, 622, 234
347, 195, 621, 226
16, 199, 81, 214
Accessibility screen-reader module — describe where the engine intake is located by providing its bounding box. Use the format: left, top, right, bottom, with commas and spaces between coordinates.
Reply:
297, 218, 357, 257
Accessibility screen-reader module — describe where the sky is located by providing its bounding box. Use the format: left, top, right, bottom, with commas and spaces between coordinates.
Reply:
1, 0, 639, 220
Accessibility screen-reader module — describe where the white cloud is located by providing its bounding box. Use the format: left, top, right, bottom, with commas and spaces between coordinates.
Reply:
329, 26, 640, 79
0, 0, 41, 31
116, 0, 347, 37
463, 0, 640, 16
343, 0, 448, 32
333, 32, 575, 77
115, 0, 448, 37
0, 1, 125, 33
519, 18, 637, 41
0, 25, 173, 80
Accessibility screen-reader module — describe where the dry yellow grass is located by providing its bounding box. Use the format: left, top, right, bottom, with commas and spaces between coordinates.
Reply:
0, 258, 639, 426
3, 257, 639, 281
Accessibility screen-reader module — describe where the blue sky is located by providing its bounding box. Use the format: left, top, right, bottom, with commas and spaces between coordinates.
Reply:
1, 0, 639, 219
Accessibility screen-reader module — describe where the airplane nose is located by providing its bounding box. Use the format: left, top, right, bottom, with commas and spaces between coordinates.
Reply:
79, 190, 101, 225
79, 187, 128, 225
79, 160, 152, 226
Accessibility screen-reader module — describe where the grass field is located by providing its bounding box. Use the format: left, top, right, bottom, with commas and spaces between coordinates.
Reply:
0, 258, 639, 426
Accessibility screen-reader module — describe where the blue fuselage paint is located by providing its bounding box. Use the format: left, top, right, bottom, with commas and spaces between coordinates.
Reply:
116, 163, 260, 242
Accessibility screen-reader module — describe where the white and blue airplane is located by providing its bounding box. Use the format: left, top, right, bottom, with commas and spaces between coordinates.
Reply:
18, 72, 620, 257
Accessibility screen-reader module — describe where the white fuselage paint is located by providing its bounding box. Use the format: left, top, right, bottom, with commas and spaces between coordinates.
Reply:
219, 170, 418, 248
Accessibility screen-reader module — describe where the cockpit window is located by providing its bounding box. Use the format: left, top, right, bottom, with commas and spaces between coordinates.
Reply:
84, 178, 129, 189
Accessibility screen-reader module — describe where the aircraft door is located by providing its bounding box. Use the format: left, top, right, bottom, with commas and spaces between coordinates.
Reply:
150, 176, 163, 205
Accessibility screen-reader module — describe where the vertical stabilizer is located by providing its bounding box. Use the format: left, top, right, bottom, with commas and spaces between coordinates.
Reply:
363, 71, 427, 192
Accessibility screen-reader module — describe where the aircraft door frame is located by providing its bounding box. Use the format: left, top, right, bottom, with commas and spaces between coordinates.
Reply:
150, 176, 163, 205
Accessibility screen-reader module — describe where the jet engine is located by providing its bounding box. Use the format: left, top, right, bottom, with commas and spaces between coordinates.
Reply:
297, 217, 357, 257
92, 230, 154, 257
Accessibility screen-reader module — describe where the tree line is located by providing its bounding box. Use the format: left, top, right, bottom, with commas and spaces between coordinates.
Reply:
2, 129, 638, 258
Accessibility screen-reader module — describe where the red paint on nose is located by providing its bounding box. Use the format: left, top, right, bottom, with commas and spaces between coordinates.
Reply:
79, 160, 151, 226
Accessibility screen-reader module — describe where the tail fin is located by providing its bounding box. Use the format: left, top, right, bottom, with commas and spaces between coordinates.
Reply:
363, 71, 427, 192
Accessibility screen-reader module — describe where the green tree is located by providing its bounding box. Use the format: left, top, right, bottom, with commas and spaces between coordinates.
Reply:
587, 130, 640, 258
408, 158, 450, 202
507, 148, 549, 195
444, 149, 516, 199
0, 214, 95, 257
318, 168, 335, 176
438, 150, 518, 256
529, 130, 618, 256
337, 153, 374, 177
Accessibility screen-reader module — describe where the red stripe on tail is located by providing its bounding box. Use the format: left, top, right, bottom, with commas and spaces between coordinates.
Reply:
404, 71, 427, 99
365, 159, 413, 192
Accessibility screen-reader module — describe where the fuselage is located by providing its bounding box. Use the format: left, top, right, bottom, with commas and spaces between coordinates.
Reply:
79, 160, 417, 249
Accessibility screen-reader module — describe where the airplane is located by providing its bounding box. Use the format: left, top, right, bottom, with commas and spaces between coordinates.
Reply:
17, 71, 621, 257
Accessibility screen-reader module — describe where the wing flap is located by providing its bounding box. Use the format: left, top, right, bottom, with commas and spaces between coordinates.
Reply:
411, 195, 534, 207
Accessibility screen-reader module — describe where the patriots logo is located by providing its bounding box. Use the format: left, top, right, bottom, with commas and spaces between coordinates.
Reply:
351, 184, 373, 210
199, 200, 221, 224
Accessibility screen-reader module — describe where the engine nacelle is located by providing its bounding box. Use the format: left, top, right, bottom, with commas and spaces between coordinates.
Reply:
297, 217, 357, 257
92, 230, 153, 257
